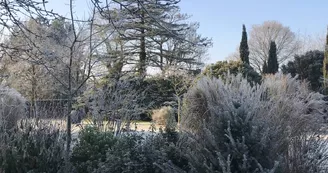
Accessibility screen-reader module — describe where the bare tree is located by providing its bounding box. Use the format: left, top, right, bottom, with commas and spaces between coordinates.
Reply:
248, 21, 300, 72
0, 1, 104, 169
85, 78, 150, 136
225, 46, 240, 62
297, 31, 325, 54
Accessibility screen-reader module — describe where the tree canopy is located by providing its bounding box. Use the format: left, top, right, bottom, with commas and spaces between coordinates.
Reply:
203, 60, 261, 84
282, 50, 324, 92
249, 21, 299, 72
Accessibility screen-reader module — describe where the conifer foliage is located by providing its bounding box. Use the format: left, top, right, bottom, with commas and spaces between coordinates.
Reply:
267, 41, 279, 74
262, 61, 268, 74
239, 24, 250, 64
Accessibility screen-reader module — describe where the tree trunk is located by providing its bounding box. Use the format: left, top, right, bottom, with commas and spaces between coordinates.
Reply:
160, 41, 164, 73
31, 65, 37, 118
139, 10, 146, 77
177, 96, 181, 127
65, 45, 74, 171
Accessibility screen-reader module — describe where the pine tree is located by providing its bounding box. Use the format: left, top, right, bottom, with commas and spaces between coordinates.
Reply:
267, 41, 278, 74
96, 0, 210, 78
323, 27, 328, 91
239, 24, 250, 64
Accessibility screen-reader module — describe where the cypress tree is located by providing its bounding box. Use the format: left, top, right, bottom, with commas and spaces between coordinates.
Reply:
267, 41, 279, 74
262, 61, 268, 74
323, 27, 328, 91
239, 24, 250, 64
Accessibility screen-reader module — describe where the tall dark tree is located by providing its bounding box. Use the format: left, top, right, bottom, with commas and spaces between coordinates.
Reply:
267, 41, 279, 74
323, 27, 328, 90
262, 61, 268, 74
239, 24, 250, 64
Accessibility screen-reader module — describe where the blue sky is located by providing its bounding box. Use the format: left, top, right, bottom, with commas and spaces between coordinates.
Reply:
48, 0, 328, 64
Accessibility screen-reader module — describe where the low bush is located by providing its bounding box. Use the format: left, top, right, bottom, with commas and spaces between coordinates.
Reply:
151, 106, 176, 126
71, 124, 187, 173
0, 86, 26, 130
95, 132, 188, 173
0, 86, 66, 173
70, 126, 117, 173
0, 121, 66, 173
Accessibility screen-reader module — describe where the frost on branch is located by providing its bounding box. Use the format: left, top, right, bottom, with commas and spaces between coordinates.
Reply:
80, 77, 152, 135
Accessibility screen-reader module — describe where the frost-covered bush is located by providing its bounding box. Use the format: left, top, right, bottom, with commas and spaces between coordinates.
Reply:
70, 125, 187, 173
174, 73, 327, 173
152, 106, 176, 125
94, 132, 187, 173
0, 86, 66, 172
0, 86, 26, 130
0, 120, 66, 173
71, 126, 117, 173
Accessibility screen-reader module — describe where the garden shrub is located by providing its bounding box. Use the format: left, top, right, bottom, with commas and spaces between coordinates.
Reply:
0, 120, 66, 173
173, 73, 328, 173
71, 124, 187, 173
70, 126, 117, 173
151, 106, 176, 126
95, 132, 188, 173
0, 86, 26, 130
203, 60, 262, 85
0, 87, 66, 173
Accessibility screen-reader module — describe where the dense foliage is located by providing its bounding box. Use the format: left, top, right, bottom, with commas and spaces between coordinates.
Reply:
175, 73, 327, 173
71, 126, 187, 173
203, 60, 262, 84
70, 126, 117, 172
282, 50, 324, 91
0, 122, 66, 173
143, 76, 186, 109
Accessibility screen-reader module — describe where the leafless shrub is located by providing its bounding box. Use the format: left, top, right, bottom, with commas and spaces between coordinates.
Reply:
80, 78, 152, 135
